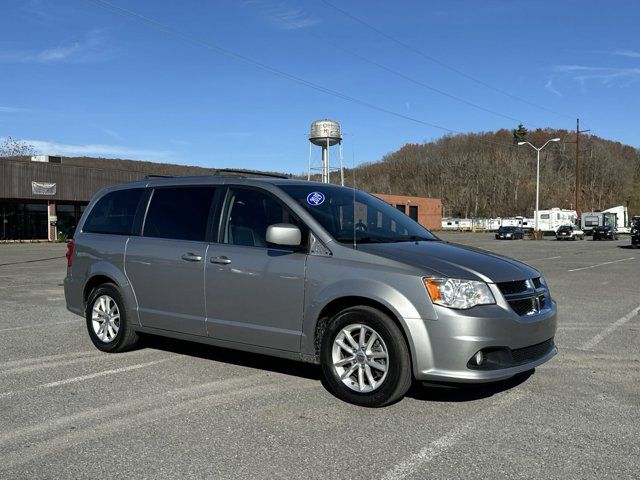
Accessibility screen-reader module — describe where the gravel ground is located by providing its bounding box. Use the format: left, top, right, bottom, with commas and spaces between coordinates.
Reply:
0, 234, 638, 479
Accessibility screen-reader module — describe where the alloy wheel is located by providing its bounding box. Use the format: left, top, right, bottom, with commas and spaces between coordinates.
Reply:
331, 323, 389, 393
91, 295, 120, 343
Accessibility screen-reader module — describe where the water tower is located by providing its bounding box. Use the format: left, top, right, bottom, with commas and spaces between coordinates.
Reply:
307, 119, 344, 185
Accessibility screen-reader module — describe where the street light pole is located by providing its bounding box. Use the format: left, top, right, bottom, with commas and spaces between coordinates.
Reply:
518, 137, 561, 233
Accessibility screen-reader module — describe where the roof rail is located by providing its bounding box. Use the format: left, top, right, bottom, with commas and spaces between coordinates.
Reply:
215, 168, 289, 179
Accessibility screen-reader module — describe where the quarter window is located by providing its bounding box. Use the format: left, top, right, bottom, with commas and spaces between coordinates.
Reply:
83, 188, 144, 235
143, 186, 216, 242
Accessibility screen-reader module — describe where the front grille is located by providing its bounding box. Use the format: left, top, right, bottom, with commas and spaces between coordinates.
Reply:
498, 278, 548, 316
511, 338, 555, 364
509, 298, 537, 316
497, 280, 528, 295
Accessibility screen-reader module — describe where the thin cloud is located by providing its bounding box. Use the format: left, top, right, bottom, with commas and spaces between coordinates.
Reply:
552, 64, 640, 86
0, 106, 31, 113
0, 29, 112, 64
612, 50, 640, 59
23, 139, 174, 160
544, 78, 563, 97
245, 1, 320, 30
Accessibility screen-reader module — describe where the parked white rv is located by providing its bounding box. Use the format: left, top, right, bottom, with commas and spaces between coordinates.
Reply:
521, 217, 535, 232
534, 208, 577, 232
581, 211, 617, 235
500, 217, 523, 228
603, 205, 630, 234
441, 218, 460, 231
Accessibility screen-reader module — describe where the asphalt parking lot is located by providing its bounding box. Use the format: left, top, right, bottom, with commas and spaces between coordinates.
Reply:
0, 234, 638, 479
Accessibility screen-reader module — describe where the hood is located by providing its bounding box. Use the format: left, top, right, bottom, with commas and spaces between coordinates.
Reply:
357, 241, 539, 283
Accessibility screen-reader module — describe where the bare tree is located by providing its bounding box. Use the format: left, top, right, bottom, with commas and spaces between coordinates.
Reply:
0, 137, 36, 157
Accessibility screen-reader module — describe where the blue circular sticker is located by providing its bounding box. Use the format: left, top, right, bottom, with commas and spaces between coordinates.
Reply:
306, 191, 325, 206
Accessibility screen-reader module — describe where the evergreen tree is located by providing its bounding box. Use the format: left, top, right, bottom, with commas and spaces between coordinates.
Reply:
513, 124, 529, 144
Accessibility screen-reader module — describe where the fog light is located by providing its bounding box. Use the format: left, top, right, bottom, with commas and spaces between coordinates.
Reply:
473, 351, 484, 366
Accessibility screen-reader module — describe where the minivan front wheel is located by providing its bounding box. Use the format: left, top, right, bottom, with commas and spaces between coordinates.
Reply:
86, 283, 139, 353
320, 306, 412, 407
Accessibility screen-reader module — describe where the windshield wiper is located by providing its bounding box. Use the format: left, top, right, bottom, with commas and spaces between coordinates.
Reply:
395, 235, 436, 242
336, 236, 391, 244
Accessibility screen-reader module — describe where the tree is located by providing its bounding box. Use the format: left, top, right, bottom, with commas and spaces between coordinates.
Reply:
512, 124, 528, 144
0, 137, 36, 157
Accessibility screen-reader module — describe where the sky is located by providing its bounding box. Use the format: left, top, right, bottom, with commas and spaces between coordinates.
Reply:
1, 0, 638, 173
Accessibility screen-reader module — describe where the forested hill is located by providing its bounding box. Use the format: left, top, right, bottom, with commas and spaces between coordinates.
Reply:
343, 128, 640, 219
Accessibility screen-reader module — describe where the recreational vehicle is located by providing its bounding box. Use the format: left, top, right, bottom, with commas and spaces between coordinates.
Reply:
603, 205, 630, 234
534, 209, 577, 233
581, 211, 617, 235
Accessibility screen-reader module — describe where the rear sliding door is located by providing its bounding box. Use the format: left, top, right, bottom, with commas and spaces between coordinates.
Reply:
126, 185, 217, 336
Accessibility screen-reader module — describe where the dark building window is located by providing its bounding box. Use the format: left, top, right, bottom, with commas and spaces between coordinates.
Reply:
83, 188, 144, 236
143, 186, 216, 242
409, 205, 418, 221
0, 202, 48, 240
56, 203, 84, 239
395, 204, 405, 213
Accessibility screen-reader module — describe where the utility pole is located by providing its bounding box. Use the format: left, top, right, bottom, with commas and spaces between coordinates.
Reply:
574, 118, 590, 216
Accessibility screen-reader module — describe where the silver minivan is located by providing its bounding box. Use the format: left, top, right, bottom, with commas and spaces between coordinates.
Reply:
64, 175, 557, 407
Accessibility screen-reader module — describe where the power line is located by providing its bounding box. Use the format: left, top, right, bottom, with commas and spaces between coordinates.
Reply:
81, 0, 519, 150
320, 0, 578, 123
269, 5, 540, 129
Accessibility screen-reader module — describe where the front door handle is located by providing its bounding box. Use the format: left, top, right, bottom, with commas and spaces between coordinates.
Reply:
210, 256, 231, 265
181, 253, 203, 262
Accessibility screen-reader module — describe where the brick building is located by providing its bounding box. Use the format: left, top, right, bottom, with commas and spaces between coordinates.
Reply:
374, 193, 442, 231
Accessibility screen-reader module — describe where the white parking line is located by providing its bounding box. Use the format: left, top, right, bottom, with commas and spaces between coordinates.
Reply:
580, 304, 640, 351
0, 359, 170, 398
568, 257, 635, 272
523, 255, 562, 262
381, 391, 523, 480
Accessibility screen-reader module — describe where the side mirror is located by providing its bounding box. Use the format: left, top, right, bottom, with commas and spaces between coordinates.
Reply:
266, 223, 301, 247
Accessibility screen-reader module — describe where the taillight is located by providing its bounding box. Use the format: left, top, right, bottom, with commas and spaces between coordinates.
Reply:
66, 240, 75, 267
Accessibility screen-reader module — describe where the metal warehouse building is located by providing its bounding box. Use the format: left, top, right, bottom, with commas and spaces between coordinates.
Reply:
0, 155, 216, 241
0, 155, 441, 241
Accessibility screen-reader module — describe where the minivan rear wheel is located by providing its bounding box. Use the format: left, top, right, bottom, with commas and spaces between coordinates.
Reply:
86, 283, 139, 353
320, 306, 412, 407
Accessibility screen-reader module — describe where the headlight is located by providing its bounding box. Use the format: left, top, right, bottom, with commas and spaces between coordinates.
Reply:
423, 277, 495, 309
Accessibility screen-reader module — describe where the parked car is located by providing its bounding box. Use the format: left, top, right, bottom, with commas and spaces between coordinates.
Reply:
592, 225, 618, 241
64, 176, 557, 407
495, 226, 524, 240
555, 225, 585, 241
631, 218, 640, 249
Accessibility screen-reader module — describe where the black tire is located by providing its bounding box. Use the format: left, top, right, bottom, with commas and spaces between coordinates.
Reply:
320, 306, 412, 407
85, 283, 139, 353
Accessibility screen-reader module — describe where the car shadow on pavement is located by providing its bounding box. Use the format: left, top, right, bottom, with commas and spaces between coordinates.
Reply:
141, 334, 322, 380
407, 369, 534, 402
617, 245, 636, 249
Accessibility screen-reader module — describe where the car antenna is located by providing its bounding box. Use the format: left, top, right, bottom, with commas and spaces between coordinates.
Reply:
352, 149, 357, 250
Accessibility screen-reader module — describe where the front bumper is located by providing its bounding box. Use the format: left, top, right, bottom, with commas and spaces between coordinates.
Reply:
411, 299, 558, 383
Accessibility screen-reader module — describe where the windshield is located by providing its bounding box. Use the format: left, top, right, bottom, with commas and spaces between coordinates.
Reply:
498, 226, 516, 232
279, 184, 438, 244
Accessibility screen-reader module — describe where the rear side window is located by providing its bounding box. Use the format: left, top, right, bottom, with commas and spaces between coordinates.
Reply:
143, 186, 216, 242
83, 188, 144, 235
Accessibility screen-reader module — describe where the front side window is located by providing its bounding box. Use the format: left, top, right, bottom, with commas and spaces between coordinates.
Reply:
279, 184, 437, 244
143, 186, 216, 242
221, 187, 306, 248
83, 188, 144, 235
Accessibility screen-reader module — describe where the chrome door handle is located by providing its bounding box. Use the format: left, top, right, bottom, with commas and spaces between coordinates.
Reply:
181, 253, 203, 262
210, 256, 231, 265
